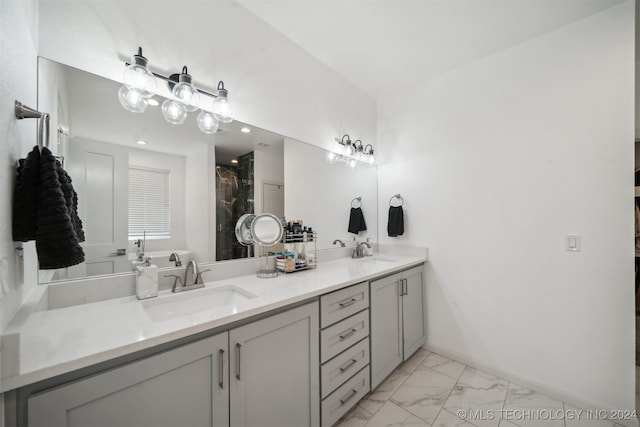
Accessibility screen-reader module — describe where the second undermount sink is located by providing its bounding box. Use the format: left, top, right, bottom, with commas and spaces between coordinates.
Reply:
142, 285, 257, 322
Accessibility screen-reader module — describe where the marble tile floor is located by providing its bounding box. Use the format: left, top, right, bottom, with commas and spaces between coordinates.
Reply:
336, 349, 626, 427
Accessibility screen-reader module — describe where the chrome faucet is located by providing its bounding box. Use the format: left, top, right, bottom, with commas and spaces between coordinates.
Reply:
169, 252, 182, 267
352, 241, 372, 259
164, 260, 211, 293
333, 239, 346, 247
134, 231, 146, 262
184, 260, 199, 286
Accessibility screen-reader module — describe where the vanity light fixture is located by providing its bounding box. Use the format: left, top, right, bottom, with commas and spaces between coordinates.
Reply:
118, 46, 234, 133
325, 134, 376, 167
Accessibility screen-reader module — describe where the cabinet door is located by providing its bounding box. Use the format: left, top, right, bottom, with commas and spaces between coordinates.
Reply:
369, 273, 403, 389
230, 302, 320, 427
27, 333, 229, 427
402, 266, 427, 359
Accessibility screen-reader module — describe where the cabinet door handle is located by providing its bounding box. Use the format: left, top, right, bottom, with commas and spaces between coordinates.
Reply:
401, 278, 408, 296
218, 349, 225, 389
339, 298, 357, 308
339, 328, 357, 340
339, 358, 358, 372
235, 343, 242, 381
339, 388, 359, 405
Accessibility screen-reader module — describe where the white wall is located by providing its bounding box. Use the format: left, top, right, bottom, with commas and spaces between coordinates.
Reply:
184, 143, 211, 263
378, 1, 634, 412
285, 138, 378, 249
254, 141, 284, 215
36, 0, 377, 154
0, 0, 39, 366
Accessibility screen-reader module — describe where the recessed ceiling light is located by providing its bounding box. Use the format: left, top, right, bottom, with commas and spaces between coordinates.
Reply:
231, 159, 238, 164
136, 140, 147, 145
241, 127, 251, 133
147, 98, 159, 107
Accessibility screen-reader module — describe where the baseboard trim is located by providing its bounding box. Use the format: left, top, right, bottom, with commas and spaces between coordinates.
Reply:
424, 343, 639, 427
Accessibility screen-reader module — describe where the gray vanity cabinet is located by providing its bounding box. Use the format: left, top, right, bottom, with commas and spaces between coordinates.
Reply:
370, 265, 426, 389
229, 301, 320, 427
27, 333, 229, 427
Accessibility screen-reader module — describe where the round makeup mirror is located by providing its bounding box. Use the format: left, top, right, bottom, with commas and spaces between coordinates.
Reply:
234, 213, 283, 278
251, 213, 284, 247
235, 213, 256, 246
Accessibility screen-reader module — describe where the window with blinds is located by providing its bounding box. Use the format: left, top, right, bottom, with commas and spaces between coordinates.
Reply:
128, 166, 171, 239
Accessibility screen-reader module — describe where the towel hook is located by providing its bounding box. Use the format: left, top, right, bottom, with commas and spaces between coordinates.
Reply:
351, 197, 362, 208
389, 194, 404, 207
15, 101, 50, 153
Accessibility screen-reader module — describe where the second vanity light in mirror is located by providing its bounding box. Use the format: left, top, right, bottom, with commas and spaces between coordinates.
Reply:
325, 134, 375, 167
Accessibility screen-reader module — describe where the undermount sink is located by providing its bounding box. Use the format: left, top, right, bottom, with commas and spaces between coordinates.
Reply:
354, 256, 396, 263
142, 285, 257, 322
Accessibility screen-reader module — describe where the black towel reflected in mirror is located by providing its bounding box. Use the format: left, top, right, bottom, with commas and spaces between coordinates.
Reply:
348, 207, 367, 234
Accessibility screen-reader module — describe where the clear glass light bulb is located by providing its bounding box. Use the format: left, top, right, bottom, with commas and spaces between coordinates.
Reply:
367, 153, 376, 165
343, 143, 355, 157
197, 110, 220, 134
325, 151, 338, 164
118, 85, 148, 113
172, 81, 200, 112
123, 50, 156, 98
212, 82, 234, 123
212, 97, 234, 123
161, 99, 187, 124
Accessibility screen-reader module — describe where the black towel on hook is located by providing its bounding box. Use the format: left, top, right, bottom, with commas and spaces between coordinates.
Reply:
348, 207, 367, 234
13, 146, 41, 242
35, 147, 85, 269
387, 206, 404, 237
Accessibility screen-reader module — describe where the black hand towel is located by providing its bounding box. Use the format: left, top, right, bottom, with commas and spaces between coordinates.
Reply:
13, 146, 41, 242
348, 207, 367, 234
35, 147, 85, 269
387, 206, 404, 237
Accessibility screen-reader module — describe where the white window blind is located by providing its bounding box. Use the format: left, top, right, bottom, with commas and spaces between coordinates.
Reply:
128, 166, 171, 239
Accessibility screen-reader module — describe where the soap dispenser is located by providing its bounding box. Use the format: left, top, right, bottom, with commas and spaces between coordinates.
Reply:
135, 256, 158, 300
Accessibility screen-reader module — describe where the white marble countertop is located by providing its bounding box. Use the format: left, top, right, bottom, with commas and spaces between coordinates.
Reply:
1, 251, 426, 392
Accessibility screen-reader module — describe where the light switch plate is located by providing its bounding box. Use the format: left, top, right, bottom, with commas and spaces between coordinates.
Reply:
565, 235, 581, 252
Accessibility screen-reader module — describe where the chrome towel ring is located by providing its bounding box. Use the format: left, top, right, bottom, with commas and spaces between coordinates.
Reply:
389, 194, 404, 207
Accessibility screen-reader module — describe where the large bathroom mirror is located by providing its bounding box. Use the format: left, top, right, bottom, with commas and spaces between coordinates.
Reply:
36, 57, 377, 284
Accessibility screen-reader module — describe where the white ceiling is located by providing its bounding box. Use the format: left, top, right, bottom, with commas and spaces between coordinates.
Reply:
236, 0, 625, 100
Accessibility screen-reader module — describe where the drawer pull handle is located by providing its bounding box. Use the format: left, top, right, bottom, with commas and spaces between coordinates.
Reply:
339, 328, 357, 340
339, 298, 357, 308
340, 388, 358, 405
235, 343, 242, 381
219, 349, 225, 389
339, 358, 358, 372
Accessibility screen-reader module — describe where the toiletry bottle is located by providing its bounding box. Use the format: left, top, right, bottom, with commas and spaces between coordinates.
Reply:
136, 256, 158, 300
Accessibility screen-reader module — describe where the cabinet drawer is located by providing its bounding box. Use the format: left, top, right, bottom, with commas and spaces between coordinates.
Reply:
320, 282, 369, 328
321, 337, 369, 399
321, 366, 370, 427
320, 309, 369, 363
